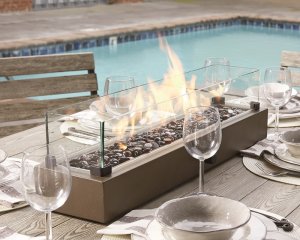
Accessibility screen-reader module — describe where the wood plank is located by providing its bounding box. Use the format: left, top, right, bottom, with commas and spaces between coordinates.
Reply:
0, 52, 95, 76
287, 205, 300, 226
281, 51, 300, 68
0, 74, 98, 100
142, 157, 242, 208
50, 218, 104, 240
241, 181, 300, 217
0, 122, 42, 138
291, 71, 300, 86
0, 206, 70, 237
0, 96, 94, 122
203, 159, 267, 200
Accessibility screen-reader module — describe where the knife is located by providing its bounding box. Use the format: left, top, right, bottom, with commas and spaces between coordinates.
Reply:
63, 132, 99, 142
68, 127, 100, 137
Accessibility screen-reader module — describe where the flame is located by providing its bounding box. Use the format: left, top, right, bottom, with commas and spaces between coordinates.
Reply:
100, 37, 224, 137
117, 142, 127, 151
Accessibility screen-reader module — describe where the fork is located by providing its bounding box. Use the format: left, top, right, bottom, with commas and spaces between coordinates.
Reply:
255, 162, 300, 177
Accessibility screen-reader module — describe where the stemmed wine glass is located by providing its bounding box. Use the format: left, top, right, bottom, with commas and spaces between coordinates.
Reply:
183, 106, 222, 193
263, 67, 292, 141
104, 76, 136, 117
204, 57, 231, 95
21, 144, 72, 240
0, 149, 7, 163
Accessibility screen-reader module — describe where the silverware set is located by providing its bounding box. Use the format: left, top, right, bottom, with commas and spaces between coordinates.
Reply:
63, 127, 100, 142
255, 162, 300, 177
251, 209, 294, 232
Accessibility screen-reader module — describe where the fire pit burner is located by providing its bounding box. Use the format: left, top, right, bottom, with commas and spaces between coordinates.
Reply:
70, 105, 245, 170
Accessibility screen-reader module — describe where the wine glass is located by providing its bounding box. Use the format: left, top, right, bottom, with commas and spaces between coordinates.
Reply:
183, 106, 222, 193
0, 149, 7, 163
21, 144, 72, 240
263, 67, 292, 141
204, 57, 231, 95
104, 76, 136, 117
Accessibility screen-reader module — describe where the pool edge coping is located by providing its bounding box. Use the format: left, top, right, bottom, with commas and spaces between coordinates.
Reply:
1, 13, 300, 55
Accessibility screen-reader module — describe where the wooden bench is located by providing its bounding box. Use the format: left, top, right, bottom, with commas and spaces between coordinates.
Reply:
0, 52, 98, 138
281, 50, 300, 87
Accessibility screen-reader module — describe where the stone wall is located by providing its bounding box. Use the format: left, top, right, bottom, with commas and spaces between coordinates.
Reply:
0, 0, 142, 12
33, 0, 105, 9
107, 0, 143, 3
0, 0, 32, 12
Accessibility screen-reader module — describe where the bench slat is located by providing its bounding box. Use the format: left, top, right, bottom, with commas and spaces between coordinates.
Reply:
281, 51, 300, 68
0, 96, 94, 122
0, 74, 98, 100
0, 52, 95, 76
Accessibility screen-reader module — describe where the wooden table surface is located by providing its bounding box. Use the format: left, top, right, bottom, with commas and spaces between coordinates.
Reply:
1, 125, 300, 240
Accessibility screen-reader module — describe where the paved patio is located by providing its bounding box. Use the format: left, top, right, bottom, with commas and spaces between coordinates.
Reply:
0, 0, 300, 51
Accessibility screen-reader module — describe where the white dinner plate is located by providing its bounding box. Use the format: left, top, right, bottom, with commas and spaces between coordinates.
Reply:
244, 86, 298, 112
245, 85, 297, 99
79, 110, 175, 132
266, 232, 298, 240
145, 214, 267, 240
264, 152, 300, 173
275, 144, 300, 166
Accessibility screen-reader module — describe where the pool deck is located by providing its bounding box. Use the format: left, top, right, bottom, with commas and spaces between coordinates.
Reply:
0, 0, 300, 51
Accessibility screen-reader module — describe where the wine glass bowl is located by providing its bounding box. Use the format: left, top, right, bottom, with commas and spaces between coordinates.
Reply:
263, 67, 292, 141
183, 106, 222, 192
204, 58, 231, 95
104, 76, 136, 117
21, 144, 72, 240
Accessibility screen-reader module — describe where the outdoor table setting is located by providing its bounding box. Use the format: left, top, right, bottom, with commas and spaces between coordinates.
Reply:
0, 65, 300, 240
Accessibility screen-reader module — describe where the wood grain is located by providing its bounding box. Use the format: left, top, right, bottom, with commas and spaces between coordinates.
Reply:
0, 74, 97, 100
241, 181, 300, 217
193, 159, 267, 200
281, 50, 300, 84
281, 50, 300, 68
49, 218, 104, 240
287, 205, 300, 226
0, 52, 98, 137
0, 52, 95, 76
0, 207, 70, 237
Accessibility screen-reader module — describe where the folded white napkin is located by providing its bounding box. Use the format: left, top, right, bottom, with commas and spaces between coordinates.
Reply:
240, 138, 278, 158
97, 209, 155, 239
0, 158, 25, 208
0, 226, 43, 239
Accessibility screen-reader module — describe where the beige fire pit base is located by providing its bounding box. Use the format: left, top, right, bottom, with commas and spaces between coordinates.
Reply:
56, 108, 268, 223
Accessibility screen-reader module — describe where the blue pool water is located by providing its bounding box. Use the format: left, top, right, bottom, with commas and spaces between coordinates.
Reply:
76, 25, 300, 95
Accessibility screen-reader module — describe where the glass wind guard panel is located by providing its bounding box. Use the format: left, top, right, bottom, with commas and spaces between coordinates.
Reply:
46, 65, 260, 172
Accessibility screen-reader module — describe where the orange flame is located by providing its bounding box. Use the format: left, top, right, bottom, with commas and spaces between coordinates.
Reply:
100, 37, 223, 136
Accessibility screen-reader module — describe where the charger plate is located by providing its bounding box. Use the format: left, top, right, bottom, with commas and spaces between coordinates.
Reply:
145, 214, 266, 240
275, 144, 300, 166
264, 152, 300, 173
243, 157, 300, 186
101, 207, 300, 240
267, 232, 298, 240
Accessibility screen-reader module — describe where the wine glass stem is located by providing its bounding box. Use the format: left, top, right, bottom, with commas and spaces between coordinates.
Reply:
45, 211, 52, 240
199, 158, 205, 193
275, 106, 280, 141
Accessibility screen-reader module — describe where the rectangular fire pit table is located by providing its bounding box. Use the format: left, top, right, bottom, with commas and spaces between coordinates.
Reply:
46, 65, 267, 223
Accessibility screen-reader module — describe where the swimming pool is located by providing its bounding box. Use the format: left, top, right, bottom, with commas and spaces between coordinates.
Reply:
71, 24, 300, 94
1, 19, 300, 97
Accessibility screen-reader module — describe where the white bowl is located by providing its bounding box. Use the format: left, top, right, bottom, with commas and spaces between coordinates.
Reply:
280, 129, 300, 157
155, 194, 251, 240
